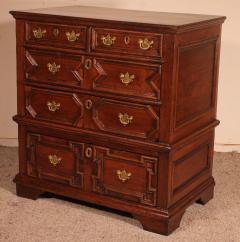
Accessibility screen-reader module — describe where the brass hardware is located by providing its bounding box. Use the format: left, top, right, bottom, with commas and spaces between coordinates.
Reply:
66, 31, 80, 42
33, 28, 46, 39
47, 101, 61, 112
85, 147, 93, 158
124, 36, 130, 45
116, 170, 132, 182
85, 99, 93, 110
47, 62, 61, 74
53, 28, 59, 37
138, 38, 154, 50
120, 72, 135, 86
101, 34, 116, 46
84, 58, 92, 70
118, 113, 133, 126
48, 154, 61, 166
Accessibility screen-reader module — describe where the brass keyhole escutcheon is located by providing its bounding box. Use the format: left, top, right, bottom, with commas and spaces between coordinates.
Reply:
53, 28, 60, 37
85, 99, 93, 110
124, 36, 130, 45
85, 147, 93, 158
84, 58, 92, 70
116, 170, 132, 182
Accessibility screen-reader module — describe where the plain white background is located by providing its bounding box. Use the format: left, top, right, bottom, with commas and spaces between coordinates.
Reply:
0, 0, 239, 151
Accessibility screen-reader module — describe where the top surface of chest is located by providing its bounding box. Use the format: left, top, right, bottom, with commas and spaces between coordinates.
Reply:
10, 5, 225, 33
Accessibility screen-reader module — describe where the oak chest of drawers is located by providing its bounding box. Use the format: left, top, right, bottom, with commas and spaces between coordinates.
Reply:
10, 6, 225, 235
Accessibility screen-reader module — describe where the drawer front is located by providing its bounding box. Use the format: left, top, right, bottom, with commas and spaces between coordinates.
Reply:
90, 99, 159, 140
92, 28, 162, 57
25, 22, 87, 49
26, 133, 84, 188
25, 87, 159, 141
25, 87, 84, 126
92, 146, 158, 206
25, 50, 84, 87
91, 58, 161, 101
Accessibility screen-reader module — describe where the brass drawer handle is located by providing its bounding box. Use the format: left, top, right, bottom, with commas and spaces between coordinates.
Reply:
66, 31, 80, 42
48, 154, 61, 166
117, 170, 131, 182
138, 38, 154, 50
85, 99, 93, 110
84, 58, 92, 70
118, 113, 133, 126
47, 62, 61, 74
120, 72, 135, 86
33, 28, 46, 39
85, 147, 93, 158
101, 34, 116, 46
47, 101, 61, 112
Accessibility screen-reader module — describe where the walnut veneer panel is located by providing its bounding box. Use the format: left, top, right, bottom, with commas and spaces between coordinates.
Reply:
11, 6, 225, 235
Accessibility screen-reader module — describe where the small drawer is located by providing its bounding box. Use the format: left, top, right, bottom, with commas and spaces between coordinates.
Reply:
92, 28, 162, 57
92, 146, 158, 206
25, 21, 87, 50
25, 87, 83, 127
26, 133, 84, 188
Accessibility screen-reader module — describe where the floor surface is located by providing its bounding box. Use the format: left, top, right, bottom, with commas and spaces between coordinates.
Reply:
0, 147, 239, 242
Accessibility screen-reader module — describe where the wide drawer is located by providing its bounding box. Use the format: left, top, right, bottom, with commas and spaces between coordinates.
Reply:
92, 28, 162, 57
25, 87, 160, 141
25, 132, 158, 206
26, 133, 84, 188
25, 21, 87, 50
25, 50, 161, 101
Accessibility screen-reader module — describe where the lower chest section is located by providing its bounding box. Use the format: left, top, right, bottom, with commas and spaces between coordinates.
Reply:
26, 132, 158, 206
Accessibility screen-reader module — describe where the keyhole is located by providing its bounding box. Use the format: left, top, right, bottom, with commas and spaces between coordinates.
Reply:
85, 99, 93, 110
85, 59, 92, 70
85, 147, 93, 158
124, 36, 130, 45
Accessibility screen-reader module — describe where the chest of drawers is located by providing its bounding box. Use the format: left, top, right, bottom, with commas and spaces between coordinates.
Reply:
10, 6, 225, 235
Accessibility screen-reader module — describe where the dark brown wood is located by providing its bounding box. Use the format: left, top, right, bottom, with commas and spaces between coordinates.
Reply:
10, 5, 226, 33
134, 210, 185, 236
92, 28, 162, 57
10, 6, 225, 235
25, 21, 87, 50
16, 183, 44, 200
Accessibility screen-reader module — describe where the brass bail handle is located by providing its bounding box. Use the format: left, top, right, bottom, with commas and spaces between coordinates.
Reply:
47, 101, 61, 112
48, 154, 62, 166
138, 38, 154, 50
116, 170, 132, 182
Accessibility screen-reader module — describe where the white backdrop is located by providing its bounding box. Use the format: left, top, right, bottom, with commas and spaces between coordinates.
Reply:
0, 0, 239, 151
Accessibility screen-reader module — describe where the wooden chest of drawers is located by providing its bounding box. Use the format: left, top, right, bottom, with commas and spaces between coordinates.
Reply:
10, 6, 225, 235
